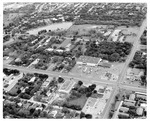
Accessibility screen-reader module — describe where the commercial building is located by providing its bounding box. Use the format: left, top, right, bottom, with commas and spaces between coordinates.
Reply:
98, 62, 112, 68
58, 80, 75, 94
110, 29, 121, 42
3, 73, 23, 95
77, 56, 102, 66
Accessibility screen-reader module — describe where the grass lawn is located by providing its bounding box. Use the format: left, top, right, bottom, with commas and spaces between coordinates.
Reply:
68, 95, 88, 109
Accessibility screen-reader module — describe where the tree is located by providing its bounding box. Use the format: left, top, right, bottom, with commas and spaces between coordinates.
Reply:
78, 81, 83, 86
80, 112, 85, 118
109, 53, 120, 62
30, 108, 35, 115
85, 114, 92, 119
86, 92, 92, 97
58, 77, 64, 83
62, 107, 70, 114
93, 90, 97, 94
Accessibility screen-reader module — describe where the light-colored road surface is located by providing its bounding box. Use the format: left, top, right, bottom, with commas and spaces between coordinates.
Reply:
102, 17, 147, 118
3, 64, 116, 86
3, 18, 147, 119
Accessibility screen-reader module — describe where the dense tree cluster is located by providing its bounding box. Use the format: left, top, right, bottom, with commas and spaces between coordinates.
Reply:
62, 82, 97, 111
85, 41, 132, 62
140, 30, 147, 45
3, 68, 20, 76
129, 51, 146, 69
15, 73, 48, 99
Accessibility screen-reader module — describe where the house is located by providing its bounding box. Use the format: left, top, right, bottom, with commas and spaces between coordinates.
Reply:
119, 36, 125, 42
28, 77, 36, 82
119, 107, 129, 113
123, 101, 135, 107
118, 112, 129, 118
129, 94, 135, 101
136, 94, 146, 100
46, 48, 54, 52
103, 31, 112, 36
136, 107, 143, 116
140, 103, 147, 109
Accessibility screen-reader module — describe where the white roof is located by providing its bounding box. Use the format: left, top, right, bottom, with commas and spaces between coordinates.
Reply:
140, 103, 147, 108
119, 36, 124, 42
103, 31, 111, 36
66, 43, 71, 48
4, 73, 23, 92
56, 49, 63, 52
46, 48, 54, 51
29, 77, 36, 82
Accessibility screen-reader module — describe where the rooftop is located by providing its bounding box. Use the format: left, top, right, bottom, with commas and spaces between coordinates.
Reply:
59, 80, 75, 93
77, 56, 101, 64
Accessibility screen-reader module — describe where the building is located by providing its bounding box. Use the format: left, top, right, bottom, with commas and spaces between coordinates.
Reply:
103, 31, 112, 36
4, 73, 23, 95
136, 107, 143, 116
118, 112, 129, 118
77, 56, 102, 66
98, 62, 112, 68
28, 77, 36, 82
119, 107, 129, 113
140, 103, 147, 109
41, 76, 53, 89
110, 29, 121, 42
119, 36, 125, 42
123, 101, 135, 107
129, 94, 135, 101
58, 80, 75, 94
46, 48, 54, 52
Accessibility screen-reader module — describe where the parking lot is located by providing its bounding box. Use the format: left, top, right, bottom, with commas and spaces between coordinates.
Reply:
70, 62, 124, 82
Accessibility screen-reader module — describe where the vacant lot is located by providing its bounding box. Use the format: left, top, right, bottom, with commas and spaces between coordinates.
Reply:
68, 95, 87, 109
3, 13, 25, 26
67, 24, 113, 36
27, 22, 73, 35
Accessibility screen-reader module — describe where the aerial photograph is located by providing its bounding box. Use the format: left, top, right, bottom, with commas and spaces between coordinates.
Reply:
3, 2, 147, 119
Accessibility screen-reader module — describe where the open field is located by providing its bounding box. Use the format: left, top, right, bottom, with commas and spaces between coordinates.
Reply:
68, 95, 87, 109
27, 22, 73, 35
67, 24, 114, 36
3, 13, 25, 26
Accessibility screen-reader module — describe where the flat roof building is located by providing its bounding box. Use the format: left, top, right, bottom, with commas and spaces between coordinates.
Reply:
129, 94, 135, 101
77, 56, 102, 66
58, 80, 75, 94
136, 107, 143, 116
41, 76, 53, 88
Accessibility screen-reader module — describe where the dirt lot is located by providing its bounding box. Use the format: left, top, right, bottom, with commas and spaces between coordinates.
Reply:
67, 24, 114, 36
3, 13, 25, 26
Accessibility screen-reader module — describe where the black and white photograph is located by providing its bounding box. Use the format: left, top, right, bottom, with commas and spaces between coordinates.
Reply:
2, 1, 147, 119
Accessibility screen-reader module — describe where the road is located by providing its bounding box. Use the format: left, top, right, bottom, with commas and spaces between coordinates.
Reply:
102, 17, 147, 118
3, 17, 147, 119
4, 64, 116, 86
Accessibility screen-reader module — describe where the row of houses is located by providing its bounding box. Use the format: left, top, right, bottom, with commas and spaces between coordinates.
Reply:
112, 92, 147, 119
